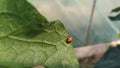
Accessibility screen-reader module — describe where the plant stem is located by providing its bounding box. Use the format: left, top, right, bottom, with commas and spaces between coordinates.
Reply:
85, 0, 97, 46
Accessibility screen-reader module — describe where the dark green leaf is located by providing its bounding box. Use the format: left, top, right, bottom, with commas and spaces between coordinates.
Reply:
111, 7, 120, 13
109, 6, 120, 21
109, 13, 120, 21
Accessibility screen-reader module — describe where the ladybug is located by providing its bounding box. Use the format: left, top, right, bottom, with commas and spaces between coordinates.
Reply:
66, 36, 73, 43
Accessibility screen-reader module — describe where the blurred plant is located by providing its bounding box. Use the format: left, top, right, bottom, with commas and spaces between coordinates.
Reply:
111, 7, 120, 13
95, 7, 120, 68
109, 6, 120, 21
109, 6, 120, 39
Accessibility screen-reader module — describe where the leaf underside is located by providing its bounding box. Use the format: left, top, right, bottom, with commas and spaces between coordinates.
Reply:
0, 0, 79, 68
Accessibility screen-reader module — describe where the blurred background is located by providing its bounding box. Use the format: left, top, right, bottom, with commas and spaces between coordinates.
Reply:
28, 0, 120, 47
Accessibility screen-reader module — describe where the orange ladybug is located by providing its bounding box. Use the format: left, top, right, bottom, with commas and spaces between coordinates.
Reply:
66, 36, 73, 43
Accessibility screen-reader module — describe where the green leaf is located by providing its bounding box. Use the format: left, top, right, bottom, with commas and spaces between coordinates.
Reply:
109, 13, 120, 21
118, 33, 120, 38
0, 0, 79, 68
0, 0, 49, 37
109, 7, 120, 21
111, 7, 120, 13
94, 46, 120, 68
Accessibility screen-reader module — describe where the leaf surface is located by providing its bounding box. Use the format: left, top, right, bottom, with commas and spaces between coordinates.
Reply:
0, 0, 79, 68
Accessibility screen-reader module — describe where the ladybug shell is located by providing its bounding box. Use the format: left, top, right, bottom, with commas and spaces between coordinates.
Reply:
66, 36, 72, 43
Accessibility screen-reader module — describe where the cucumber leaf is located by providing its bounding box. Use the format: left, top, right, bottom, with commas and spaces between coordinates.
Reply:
0, 0, 79, 68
